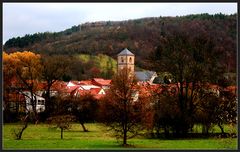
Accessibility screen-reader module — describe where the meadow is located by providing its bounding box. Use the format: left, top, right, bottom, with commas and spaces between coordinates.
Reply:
3, 123, 237, 150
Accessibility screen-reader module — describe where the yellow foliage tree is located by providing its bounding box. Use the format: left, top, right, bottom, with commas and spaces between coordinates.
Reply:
3, 51, 42, 123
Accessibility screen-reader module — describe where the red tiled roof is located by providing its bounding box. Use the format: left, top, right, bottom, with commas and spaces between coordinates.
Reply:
92, 78, 111, 86
66, 85, 80, 93
224, 85, 237, 95
51, 81, 68, 92
89, 88, 102, 94
7, 92, 25, 103
70, 81, 81, 85
36, 82, 47, 90
89, 88, 105, 99
74, 87, 105, 99
79, 80, 93, 85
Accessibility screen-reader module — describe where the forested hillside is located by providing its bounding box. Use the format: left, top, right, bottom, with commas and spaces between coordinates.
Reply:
4, 13, 237, 72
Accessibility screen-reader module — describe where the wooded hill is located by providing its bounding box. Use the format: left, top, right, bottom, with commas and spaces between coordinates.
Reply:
4, 13, 237, 72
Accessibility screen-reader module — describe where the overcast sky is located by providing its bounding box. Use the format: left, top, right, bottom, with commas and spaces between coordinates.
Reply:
3, 3, 237, 43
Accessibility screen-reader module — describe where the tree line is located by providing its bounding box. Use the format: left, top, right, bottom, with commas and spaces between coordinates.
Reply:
4, 13, 237, 73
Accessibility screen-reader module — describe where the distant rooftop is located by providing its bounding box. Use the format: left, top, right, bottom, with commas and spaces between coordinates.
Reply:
135, 71, 156, 82
117, 48, 134, 56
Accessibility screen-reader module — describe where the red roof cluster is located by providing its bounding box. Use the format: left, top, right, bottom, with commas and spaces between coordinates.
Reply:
47, 78, 111, 99
74, 88, 105, 99
92, 78, 112, 86
7, 77, 236, 102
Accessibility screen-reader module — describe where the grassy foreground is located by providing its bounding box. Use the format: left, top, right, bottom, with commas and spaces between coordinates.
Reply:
3, 123, 237, 150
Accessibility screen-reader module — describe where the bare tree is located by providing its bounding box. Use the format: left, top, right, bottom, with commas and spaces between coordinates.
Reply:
46, 115, 76, 139
71, 94, 99, 132
99, 68, 144, 146
41, 55, 70, 115
12, 114, 29, 140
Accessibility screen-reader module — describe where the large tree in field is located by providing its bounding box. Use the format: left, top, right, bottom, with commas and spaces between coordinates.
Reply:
3, 52, 28, 139
71, 94, 99, 132
147, 85, 180, 138
47, 115, 76, 139
99, 68, 144, 146
3, 51, 43, 139
41, 55, 70, 115
194, 86, 237, 135
46, 95, 76, 139
56, 94, 99, 132
148, 26, 225, 136
3, 51, 43, 123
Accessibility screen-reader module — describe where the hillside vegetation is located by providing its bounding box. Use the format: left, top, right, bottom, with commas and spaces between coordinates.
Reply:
77, 53, 117, 77
78, 54, 116, 70
4, 13, 237, 72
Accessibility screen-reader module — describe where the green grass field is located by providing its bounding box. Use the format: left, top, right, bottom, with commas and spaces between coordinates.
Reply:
3, 123, 237, 150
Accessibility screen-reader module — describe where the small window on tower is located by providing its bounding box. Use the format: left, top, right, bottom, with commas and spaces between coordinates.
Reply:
121, 57, 124, 63
129, 57, 132, 63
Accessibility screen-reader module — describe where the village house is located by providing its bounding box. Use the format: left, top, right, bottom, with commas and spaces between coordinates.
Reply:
21, 91, 46, 113
65, 78, 110, 98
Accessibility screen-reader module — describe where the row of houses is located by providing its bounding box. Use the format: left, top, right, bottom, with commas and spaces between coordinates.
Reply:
4, 78, 112, 113
5, 76, 237, 114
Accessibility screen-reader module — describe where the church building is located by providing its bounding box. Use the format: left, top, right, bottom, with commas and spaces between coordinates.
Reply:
117, 48, 157, 84
117, 48, 135, 74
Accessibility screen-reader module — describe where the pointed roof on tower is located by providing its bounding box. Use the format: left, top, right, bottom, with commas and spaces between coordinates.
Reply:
117, 48, 134, 56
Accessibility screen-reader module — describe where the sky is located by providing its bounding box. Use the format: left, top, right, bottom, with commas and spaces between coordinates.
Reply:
3, 3, 237, 44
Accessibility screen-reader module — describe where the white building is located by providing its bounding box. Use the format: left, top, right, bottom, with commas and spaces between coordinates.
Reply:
22, 91, 45, 113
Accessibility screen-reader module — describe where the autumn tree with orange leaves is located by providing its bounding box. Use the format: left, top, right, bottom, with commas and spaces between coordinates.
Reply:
3, 51, 42, 124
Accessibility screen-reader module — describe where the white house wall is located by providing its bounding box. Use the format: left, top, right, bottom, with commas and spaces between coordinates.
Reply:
80, 85, 100, 90
67, 82, 76, 87
22, 91, 46, 113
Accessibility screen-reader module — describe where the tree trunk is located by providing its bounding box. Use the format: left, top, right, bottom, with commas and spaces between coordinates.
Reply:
16, 122, 28, 140
123, 99, 128, 146
80, 122, 88, 132
164, 126, 169, 138
61, 128, 63, 139
123, 129, 127, 145
45, 82, 53, 115
45, 85, 51, 114
30, 92, 38, 124
218, 122, 225, 134
156, 124, 160, 138
202, 124, 209, 135
16, 115, 29, 140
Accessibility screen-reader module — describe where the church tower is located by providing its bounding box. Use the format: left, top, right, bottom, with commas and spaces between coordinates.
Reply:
117, 48, 135, 74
